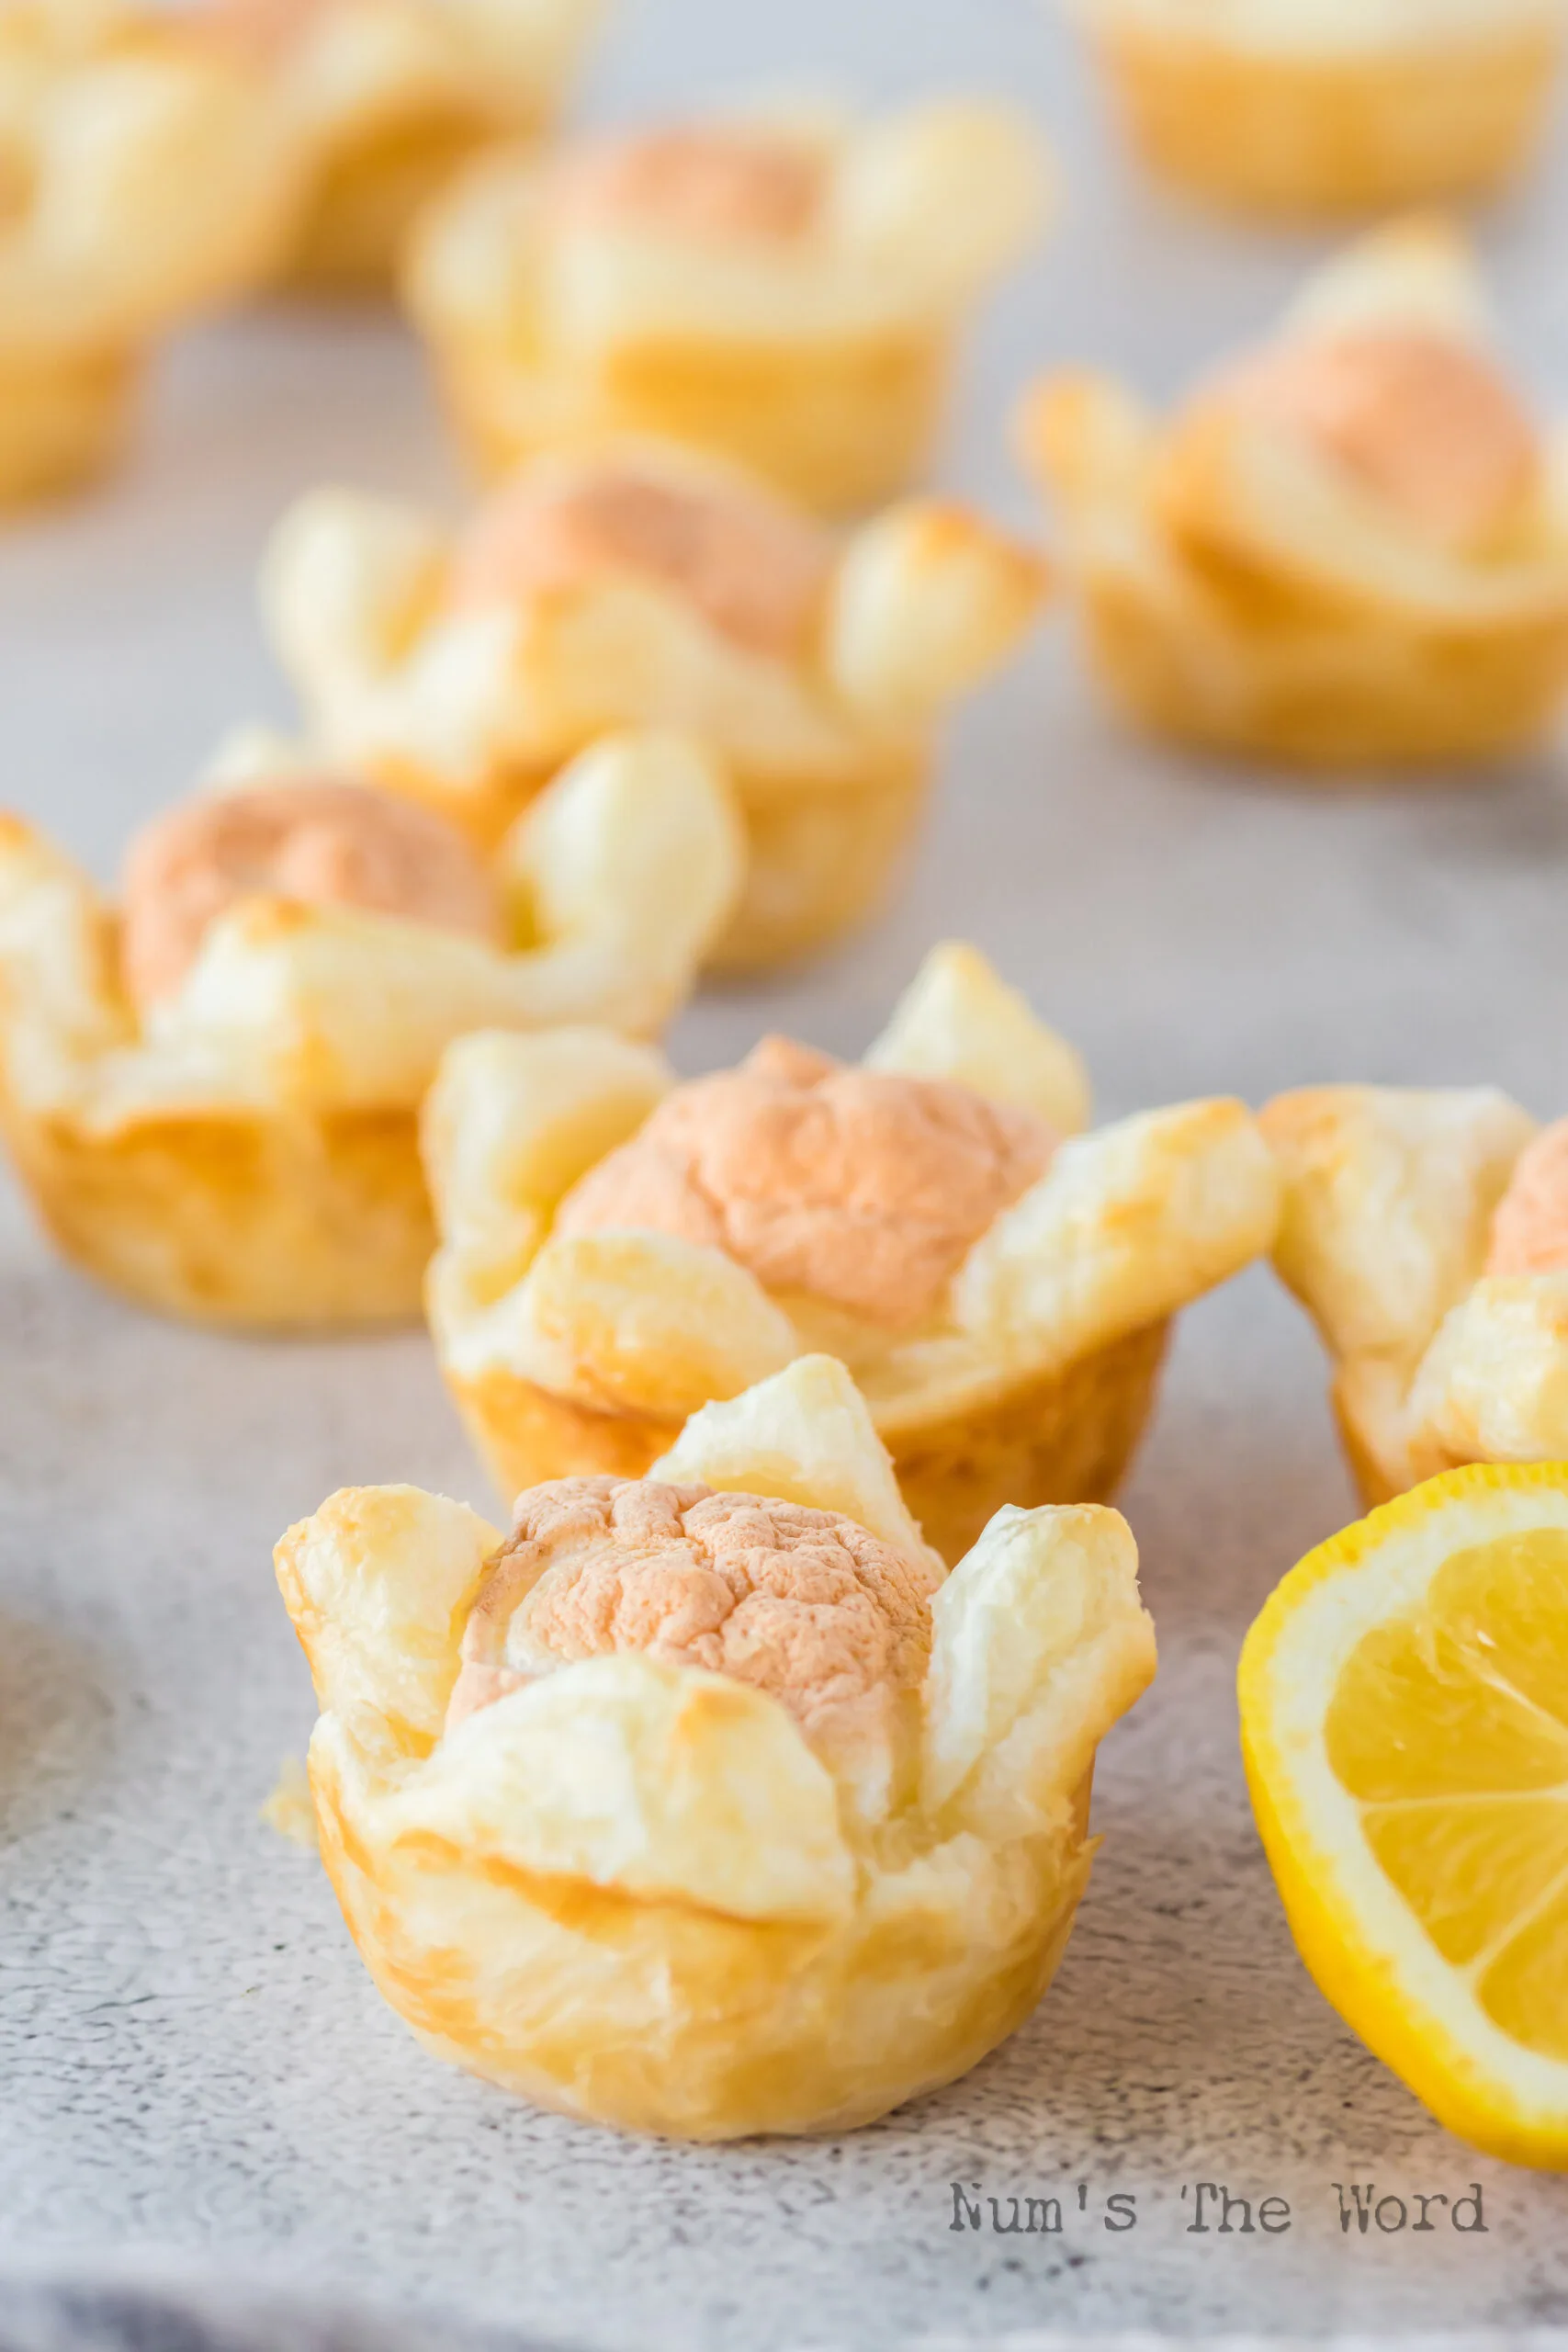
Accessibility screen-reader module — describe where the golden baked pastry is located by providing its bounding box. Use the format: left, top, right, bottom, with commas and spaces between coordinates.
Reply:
1067, 0, 1564, 216
1259, 1082, 1568, 1504
1021, 218, 1568, 772
209, 0, 603, 294
423, 940, 1280, 1563
261, 435, 1049, 969
404, 96, 1049, 510
276, 1350, 1157, 2138
0, 0, 296, 503
0, 730, 740, 1327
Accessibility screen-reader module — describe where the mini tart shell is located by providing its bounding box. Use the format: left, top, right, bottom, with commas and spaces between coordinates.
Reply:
442, 1317, 1169, 1569
0, 1090, 433, 1328
1072, 526, 1568, 770
310, 1713, 1094, 2139
1090, 21, 1562, 218
419, 300, 954, 517
1027, 377, 1568, 772
276, 1379, 1156, 2142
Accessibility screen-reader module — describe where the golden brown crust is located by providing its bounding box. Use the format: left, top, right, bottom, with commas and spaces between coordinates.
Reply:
1, 1089, 433, 1328
434, 319, 953, 517
446, 1319, 1169, 1566
312, 1739, 1093, 2137
1092, 24, 1562, 217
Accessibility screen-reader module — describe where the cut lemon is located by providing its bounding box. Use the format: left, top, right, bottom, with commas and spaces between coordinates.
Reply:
1240, 1462, 1568, 2168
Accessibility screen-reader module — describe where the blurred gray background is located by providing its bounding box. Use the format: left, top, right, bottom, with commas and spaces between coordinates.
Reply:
3, 0, 1568, 2345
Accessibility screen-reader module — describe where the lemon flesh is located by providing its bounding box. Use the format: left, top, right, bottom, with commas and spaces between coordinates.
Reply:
1241, 1465, 1568, 2167
1327, 1529, 1568, 2062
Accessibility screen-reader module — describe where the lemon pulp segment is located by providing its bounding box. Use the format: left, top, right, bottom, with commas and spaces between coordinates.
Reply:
1325, 1528, 1568, 2063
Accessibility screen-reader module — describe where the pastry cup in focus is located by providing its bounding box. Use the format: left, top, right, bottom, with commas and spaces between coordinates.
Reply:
404, 97, 1049, 510
1070, 1, 1563, 217
276, 1351, 1157, 2138
1021, 219, 1568, 775
214, 0, 604, 295
1258, 1082, 1568, 1504
261, 436, 1048, 971
0, 0, 297, 504
0, 730, 740, 1328
423, 940, 1280, 1563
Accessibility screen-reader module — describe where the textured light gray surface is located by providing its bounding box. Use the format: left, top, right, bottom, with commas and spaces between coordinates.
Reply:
4, 0, 1568, 2345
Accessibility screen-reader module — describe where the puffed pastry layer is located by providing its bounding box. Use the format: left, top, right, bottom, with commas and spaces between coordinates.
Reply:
1261, 1082, 1568, 1504
423, 940, 1281, 1563
0, 730, 740, 1327
1021, 217, 1568, 773
405, 96, 1049, 510
0, 0, 297, 502
1069, 0, 1564, 215
276, 1352, 1158, 2138
220, 0, 603, 295
261, 436, 1048, 970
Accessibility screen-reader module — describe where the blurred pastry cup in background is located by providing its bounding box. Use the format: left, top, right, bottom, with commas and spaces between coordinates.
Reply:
403, 96, 1050, 511
208, 0, 604, 296
1020, 218, 1568, 773
422, 940, 1280, 1565
0, 0, 298, 505
276, 1351, 1157, 2138
0, 730, 739, 1328
260, 435, 1049, 972
1066, 0, 1564, 217
1260, 1083, 1568, 1505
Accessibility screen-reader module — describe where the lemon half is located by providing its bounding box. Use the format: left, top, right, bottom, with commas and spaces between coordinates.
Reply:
1240, 1462, 1568, 2168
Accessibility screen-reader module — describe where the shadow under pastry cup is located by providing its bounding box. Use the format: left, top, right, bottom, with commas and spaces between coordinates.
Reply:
1021, 216, 1568, 774
1071, 2, 1563, 216
1259, 1082, 1568, 1506
423, 940, 1281, 1564
260, 435, 1048, 972
0, 730, 740, 1329
0, 4, 298, 505
208, 0, 604, 297
275, 1351, 1157, 2138
403, 98, 1049, 513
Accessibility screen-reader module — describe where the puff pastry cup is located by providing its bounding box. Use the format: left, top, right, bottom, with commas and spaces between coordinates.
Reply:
423, 941, 1281, 1566
1067, 0, 1565, 217
276, 1351, 1157, 2138
1260, 1083, 1568, 1506
261, 435, 1048, 971
404, 96, 1049, 512
220, 0, 603, 296
0, 0, 296, 504
0, 729, 739, 1329
1021, 219, 1568, 774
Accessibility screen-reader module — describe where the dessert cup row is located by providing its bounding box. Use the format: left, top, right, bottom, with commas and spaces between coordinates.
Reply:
6, 775, 1568, 1545
270, 218, 1568, 884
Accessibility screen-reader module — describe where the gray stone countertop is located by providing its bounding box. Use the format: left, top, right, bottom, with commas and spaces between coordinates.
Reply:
3, 0, 1568, 2344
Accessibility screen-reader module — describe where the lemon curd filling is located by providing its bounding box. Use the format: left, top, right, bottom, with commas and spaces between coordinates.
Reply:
1326, 1528, 1568, 2061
